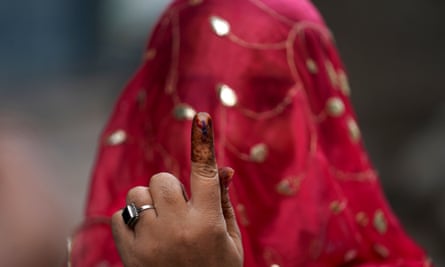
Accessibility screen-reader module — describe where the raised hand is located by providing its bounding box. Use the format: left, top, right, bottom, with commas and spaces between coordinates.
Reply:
111, 112, 243, 267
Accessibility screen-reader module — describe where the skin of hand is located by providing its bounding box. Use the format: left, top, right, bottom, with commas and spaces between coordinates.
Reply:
111, 112, 243, 267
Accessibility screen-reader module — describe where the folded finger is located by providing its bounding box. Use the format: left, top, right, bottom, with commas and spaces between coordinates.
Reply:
111, 209, 134, 251
126, 186, 157, 232
149, 172, 188, 218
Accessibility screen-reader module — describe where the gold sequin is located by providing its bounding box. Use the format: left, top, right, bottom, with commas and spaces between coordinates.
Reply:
326, 97, 345, 117
306, 59, 318, 74
344, 250, 357, 262
373, 209, 388, 234
209, 16, 230, 36
144, 49, 156, 61
347, 118, 361, 142
106, 130, 127, 145
217, 83, 238, 107
249, 143, 268, 163
173, 104, 196, 120
276, 178, 300, 196
276, 180, 293, 196
373, 244, 389, 258
330, 200, 346, 214
338, 70, 351, 96
356, 212, 369, 227
325, 60, 338, 88
263, 248, 283, 267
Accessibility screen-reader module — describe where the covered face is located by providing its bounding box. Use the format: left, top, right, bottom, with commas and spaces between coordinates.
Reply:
72, 0, 428, 267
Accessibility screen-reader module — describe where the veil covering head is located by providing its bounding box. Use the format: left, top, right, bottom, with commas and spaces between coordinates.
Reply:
71, 0, 429, 266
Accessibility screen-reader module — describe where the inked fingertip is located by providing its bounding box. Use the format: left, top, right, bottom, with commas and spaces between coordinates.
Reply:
194, 112, 212, 137
219, 167, 235, 189
191, 112, 216, 164
219, 167, 234, 178
195, 112, 211, 124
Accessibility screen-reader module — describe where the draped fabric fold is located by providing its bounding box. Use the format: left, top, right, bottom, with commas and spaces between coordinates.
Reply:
71, 0, 430, 266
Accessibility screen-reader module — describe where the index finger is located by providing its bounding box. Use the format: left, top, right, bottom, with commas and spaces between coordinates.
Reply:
189, 112, 221, 211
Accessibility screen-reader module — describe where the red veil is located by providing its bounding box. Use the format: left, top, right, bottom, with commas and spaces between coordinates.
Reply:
71, 0, 430, 266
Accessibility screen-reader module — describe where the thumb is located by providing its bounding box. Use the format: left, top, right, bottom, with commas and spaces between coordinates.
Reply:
218, 167, 241, 240
190, 112, 220, 212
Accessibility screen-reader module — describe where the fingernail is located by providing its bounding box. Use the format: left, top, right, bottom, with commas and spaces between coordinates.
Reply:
191, 112, 215, 165
196, 112, 210, 139
219, 167, 234, 189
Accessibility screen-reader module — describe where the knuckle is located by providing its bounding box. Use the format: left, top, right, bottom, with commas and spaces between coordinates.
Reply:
150, 172, 178, 187
192, 162, 218, 179
151, 173, 183, 202
159, 185, 179, 205
150, 173, 179, 189
126, 186, 149, 202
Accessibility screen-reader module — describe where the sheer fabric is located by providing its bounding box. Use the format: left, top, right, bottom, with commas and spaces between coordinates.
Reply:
71, 0, 430, 266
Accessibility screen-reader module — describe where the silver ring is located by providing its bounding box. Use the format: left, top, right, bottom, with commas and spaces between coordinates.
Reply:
122, 203, 156, 228
137, 204, 156, 213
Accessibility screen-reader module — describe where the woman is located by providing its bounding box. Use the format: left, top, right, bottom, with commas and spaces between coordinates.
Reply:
71, 0, 430, 266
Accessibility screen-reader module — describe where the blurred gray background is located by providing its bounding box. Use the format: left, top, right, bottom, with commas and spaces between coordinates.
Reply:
0, 0, 443, 265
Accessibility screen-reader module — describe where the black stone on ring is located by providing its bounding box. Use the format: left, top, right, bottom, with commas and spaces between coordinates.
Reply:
122, 202, 155, 228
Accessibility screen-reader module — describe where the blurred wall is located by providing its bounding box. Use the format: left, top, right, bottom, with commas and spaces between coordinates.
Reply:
0, 0, 100, 82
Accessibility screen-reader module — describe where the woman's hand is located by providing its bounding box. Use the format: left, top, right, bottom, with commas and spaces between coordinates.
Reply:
111, 112, 243, 267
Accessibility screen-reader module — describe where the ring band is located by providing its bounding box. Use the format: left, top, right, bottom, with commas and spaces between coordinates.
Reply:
137, 204, 155, 213
122, 203, 156, 228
